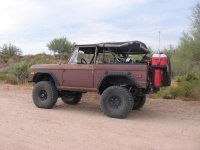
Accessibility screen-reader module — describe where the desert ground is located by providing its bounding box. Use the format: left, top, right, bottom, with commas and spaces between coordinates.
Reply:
0, 83, 199, 150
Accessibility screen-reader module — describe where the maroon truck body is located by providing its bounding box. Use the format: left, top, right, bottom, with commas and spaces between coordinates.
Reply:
30, 64, 148, 92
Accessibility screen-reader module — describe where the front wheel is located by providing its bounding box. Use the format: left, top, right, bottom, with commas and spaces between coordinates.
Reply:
61, 92, 82, 105
101, 86, 134, 119
32, 81, 58, 109
132, 95, 146, 110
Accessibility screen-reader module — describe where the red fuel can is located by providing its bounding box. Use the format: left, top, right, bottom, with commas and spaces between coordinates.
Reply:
153, 69, 163, 87
152, 54, 167, 87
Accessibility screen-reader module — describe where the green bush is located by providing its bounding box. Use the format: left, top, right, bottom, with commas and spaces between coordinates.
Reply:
178, 81, 194, 97
155, 72, 200, 101
0, 54, 57, 84
6, 73, 18, 85
21, 54, 56, 65
0, 55, 9, 63
168, 86, 180, 98
0, 73, 6, 80
10, 61, 31, 84
157, 86, 180, 99
192, 84, 200, 99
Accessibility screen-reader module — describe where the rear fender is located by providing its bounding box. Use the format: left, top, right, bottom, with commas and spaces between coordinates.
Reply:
98, 72, 141, 94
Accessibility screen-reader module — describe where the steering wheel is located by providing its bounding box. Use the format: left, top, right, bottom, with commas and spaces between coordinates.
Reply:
116, 57, 124, 63
81, 58, 87, 64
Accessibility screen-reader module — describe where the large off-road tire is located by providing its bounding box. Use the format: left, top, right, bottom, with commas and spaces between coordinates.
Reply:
101, 86, 134, 119
132, 95, 146, 110
32, 81, 58, 109
61, 92, 82, 105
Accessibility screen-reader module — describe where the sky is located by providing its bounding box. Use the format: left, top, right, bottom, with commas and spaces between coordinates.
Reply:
0, 0, 198, 55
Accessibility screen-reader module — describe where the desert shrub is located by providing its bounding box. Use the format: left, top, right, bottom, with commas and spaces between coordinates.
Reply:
10, 61, 31, 84
157, 86, 181, 99
0, 43, 22, 63
22, 54, 57, 65
1, 55, 9, 63
168, 86, 181, 98
192, 83, 200, 99
6, 73, 18, 85
0, 73, 6, 80
178, 81, 194, 97
157, 88, 171, 99
183, 72, 198, 81
155, 72, 200, 101
2, 54, 57, 84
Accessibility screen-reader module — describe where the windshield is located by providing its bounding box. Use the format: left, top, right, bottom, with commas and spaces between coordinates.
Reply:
68, 47, 79, 64
68, 47, 96, 64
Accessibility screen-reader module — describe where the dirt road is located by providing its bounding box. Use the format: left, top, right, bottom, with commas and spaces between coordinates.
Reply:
0, 84, 199, 150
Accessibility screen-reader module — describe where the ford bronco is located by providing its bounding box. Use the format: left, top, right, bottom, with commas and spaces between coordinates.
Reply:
29, 41, 171, 118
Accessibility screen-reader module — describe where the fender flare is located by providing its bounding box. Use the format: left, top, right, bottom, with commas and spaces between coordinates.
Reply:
32, 72, 60, 86
98, 72, 141, 93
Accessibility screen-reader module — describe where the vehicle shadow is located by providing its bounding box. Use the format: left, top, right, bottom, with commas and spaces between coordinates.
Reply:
55, 98, 102, 113
54, 97, 168, 121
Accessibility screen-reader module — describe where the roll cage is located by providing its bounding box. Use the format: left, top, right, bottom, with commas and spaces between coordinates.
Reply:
68, 41, 151, 64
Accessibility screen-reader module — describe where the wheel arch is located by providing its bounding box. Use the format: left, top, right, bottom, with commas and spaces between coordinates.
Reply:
32, 72, 59, 86
98, 73, 140, 94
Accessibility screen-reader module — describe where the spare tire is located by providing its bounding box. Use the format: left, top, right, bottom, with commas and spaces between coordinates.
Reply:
163, 56, 171, 86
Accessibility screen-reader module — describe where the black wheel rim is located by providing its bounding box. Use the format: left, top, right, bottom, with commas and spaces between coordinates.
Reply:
39, 90, 47, 101
108, 96, 122, 109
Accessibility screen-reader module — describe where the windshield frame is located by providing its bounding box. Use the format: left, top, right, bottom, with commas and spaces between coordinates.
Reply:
68, 46, 98, 64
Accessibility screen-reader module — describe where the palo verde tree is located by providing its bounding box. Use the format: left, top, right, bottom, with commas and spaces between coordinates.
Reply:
172, 2, 200, 75
47, 37, 74, 59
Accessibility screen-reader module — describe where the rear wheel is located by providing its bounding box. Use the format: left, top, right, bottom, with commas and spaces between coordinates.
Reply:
32, 81, 58, 109
101, 86, 134, 119
61, 92, 82, 105
132, 95, 146, 110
